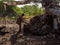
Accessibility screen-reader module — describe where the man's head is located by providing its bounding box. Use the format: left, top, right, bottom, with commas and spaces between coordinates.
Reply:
22, 14, 24, 16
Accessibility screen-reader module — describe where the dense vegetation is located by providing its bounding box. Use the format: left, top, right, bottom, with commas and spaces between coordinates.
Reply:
0, 1, 44, 19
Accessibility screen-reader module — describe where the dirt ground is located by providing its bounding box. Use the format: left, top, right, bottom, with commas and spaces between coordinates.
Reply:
0, 20, 60, 45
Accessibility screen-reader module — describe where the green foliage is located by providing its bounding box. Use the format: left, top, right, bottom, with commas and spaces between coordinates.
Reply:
20, 5, 44, 16
21, 5, 44, 15
3, 0, 15, 1
0, 2, 44, 20
0, 1, 3, 16
12, 5, 44, 19
12, 6, 24, 15
0, 0, 2, 1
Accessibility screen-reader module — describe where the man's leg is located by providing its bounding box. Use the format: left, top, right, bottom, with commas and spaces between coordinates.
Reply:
16, 25, 21, 35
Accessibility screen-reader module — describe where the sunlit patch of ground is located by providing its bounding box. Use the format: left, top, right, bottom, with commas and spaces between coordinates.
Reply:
23, 15, 34, 22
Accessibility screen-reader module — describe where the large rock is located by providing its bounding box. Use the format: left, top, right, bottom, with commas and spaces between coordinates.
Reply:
23, 15, 52, 36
